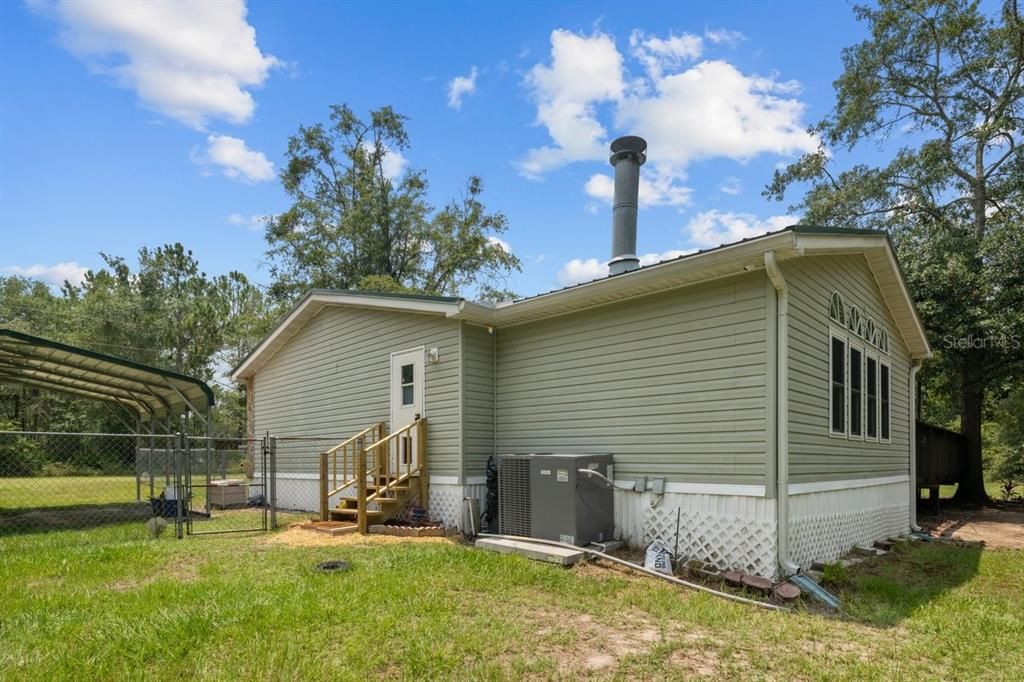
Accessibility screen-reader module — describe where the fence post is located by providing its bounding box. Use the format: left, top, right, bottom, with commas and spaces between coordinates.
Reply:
357, 447, 368, 534
174, 432, 185, 539
319, 451, 329, 521
268, 435, 278, 530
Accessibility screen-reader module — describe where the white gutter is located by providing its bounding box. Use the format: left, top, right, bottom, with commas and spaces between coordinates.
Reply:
764, 251, 801, 576
909, 360, 923, 532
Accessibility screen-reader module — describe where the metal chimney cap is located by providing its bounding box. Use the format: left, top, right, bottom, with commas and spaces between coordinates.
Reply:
610, 135, 647, 166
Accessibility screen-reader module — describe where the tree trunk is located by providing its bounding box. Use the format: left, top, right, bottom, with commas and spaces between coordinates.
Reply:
953, 362, 989, 504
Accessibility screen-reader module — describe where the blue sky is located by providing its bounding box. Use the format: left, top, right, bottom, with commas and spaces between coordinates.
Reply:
0, 0, 867, 298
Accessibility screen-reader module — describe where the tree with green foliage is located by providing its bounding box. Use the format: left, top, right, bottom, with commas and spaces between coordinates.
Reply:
766, 0, 1024, 503
991, 386, 1024, 499
265, 104, 521, 302
1, 246, 277, 437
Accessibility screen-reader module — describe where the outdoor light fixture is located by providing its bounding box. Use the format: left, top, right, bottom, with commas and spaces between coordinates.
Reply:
427, 348, 440, 363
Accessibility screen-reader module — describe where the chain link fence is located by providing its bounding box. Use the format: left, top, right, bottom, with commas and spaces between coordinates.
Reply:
1, 429, 353, 538
0, 430, 179, 537
269, 435, 347, 521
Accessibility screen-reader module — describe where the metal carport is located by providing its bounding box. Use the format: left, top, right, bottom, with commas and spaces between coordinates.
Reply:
0, 328, 214, 431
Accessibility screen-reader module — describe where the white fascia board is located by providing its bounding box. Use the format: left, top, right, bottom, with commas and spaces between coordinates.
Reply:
795, 234, 932, 360
456, 231, 797, 327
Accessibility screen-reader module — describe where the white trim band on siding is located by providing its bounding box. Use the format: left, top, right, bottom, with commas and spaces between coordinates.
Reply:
619, 481, 766, 497
430, 475, 461, 485
788, 474, 910, 496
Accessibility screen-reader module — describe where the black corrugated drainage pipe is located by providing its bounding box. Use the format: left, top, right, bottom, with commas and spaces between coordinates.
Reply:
478, 533, 787, 612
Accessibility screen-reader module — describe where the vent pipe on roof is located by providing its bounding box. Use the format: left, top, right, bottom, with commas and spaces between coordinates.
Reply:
608, 135, 647, 276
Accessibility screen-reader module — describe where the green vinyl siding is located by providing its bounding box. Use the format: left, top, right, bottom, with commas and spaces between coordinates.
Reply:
494, 272, 769, 486
462, 323, 495, 479
784, 254, 911, 483
253, 306, 461, 476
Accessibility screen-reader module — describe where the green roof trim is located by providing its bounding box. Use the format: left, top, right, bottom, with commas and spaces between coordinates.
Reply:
0, 328, 215, 408
308, 288, 463, 304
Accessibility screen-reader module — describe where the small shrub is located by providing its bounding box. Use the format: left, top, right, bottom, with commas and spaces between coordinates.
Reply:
0, 433, 45, 476
821, 562, 850, 587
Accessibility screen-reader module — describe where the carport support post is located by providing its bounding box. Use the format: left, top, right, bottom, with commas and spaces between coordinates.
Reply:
268, 435, 278, 529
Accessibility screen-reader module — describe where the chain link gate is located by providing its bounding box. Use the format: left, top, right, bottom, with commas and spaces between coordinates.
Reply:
181, 435, 275, 536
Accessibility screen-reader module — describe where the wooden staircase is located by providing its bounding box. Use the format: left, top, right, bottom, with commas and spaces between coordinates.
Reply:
318, 418, 428, 534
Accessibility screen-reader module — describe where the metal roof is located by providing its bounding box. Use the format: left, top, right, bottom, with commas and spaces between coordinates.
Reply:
0, 329, 214, 421
232, 225, 933, 380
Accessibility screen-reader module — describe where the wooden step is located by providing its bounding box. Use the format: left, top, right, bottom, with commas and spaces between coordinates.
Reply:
337, 496, 405, 509
328, 508, 385, 521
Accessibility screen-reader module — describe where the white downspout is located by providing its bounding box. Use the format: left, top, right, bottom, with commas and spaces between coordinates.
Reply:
765, 252, 800, 576
909, 360, 922, 532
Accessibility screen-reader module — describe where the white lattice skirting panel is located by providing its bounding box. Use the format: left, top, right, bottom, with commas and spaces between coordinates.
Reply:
789, 480, 909, 568
626, 492, 778, 578
428, 483, 464, 527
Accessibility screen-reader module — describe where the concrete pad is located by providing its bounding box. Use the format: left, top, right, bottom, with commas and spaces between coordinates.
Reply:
475, 537, 586, 566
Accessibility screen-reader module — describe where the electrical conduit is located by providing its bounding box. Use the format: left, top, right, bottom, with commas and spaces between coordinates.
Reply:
478, 533, 786, 611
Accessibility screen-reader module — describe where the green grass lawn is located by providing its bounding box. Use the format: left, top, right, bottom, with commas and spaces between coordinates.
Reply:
1, 523, 1022, 679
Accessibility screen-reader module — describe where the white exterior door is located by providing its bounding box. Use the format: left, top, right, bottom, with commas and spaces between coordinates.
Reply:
389, 348, 424, 475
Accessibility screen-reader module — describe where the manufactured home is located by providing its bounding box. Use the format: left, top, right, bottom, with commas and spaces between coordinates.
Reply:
231, 136, 931, 578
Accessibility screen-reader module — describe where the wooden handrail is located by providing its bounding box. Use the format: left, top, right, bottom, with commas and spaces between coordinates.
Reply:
362, 418, 427, 520
325, 422, 383, 456
320, 418, 427, 530
318, 421, 385, 521
363, 419, 419, 452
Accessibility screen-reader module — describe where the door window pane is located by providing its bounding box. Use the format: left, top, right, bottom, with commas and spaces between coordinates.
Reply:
401, 363, 414, 385
402, 385, 414, 406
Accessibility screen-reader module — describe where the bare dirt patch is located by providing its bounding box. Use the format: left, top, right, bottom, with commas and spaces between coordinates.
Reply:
108, 555, 204, 591
921, 507, 1024, 549
264, 526, 454, 548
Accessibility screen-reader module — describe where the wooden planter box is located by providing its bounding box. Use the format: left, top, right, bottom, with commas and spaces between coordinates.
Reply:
208, 479, 248, 508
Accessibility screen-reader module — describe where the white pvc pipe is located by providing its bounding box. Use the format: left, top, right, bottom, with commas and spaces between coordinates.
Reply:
478, 533, 787, 612
909, 361, 922, 531
764, 252, 801, 576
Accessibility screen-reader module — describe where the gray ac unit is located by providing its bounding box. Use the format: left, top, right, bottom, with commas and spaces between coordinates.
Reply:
496, 453, 614, 547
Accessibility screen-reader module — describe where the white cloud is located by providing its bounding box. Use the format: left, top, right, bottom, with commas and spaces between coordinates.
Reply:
615, 60, 817, 168
519, 29, 625, 178
520, 28, 817, 196
719, 176, 742, 195
629, 29, 702, 80
684, 210, 796, 248
704, 27, 747, 46
2, 262, 88, 287
487, 236, 511, 253
447, 66, 478, 110
227, 213, 270, 230
584, 164, 692, 208
38, 0, 279, 129
555, 247, 694, 286
556, 258, 606, 286
194, 134, 274, 183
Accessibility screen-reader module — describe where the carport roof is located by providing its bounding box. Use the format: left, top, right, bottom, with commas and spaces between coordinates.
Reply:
0, 328, 214, 421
